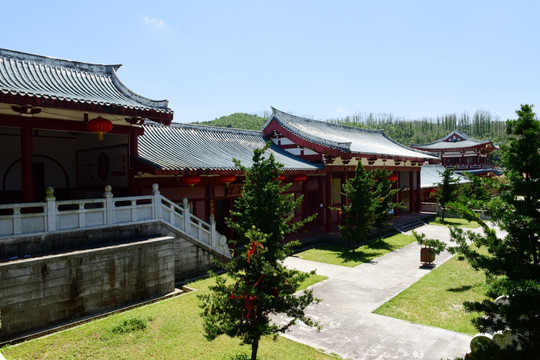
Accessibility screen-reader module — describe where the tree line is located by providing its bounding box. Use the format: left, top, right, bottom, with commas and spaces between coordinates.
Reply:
196, 110, 511, 147
327, 110, 509, 146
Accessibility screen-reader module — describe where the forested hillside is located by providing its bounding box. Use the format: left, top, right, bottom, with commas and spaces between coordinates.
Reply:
193, 110, 509, 146
193, 113, 267, 130
327, 110, 508, 146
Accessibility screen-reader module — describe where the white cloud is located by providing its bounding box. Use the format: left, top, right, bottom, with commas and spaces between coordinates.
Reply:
336, 107, 348, 114
143, 16, 167, 28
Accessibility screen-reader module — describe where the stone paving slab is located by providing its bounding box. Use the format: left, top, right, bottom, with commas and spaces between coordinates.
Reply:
278, 224, 489, 360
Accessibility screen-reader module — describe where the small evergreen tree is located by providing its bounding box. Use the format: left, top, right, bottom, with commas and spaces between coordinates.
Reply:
339, 163, 376, 251
199, 144, 318, 360
435, 166, 458, 221
371, 168, 403, 241
449, 104, 540, 359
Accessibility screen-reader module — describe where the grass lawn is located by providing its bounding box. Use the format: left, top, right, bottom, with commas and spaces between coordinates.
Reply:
1, 275, 333, 360
373, 254, 487, 334
430, 217, 481, 229
295, 234, 415, 267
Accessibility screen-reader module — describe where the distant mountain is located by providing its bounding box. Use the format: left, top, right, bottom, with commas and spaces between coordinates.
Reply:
192, 113, 267, 130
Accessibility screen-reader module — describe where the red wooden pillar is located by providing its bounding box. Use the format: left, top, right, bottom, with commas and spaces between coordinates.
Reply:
325, 168, 333, 233
129, 128, 139, 196
317, 175, 324, 227
301, 178, 307, 222
21, 122, 34, 202
409, 170, 414, 212
416, 169, 421, 212
393, 171, 400, 216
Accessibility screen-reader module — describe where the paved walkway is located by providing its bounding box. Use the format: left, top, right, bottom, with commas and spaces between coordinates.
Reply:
278, 224, 485, 360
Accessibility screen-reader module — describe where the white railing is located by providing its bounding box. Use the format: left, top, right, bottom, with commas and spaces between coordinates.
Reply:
0, 183, 230, 258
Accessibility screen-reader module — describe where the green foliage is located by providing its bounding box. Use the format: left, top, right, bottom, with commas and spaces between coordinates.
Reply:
412, 231, 446, 256
193, 112, 268, 130
371, 168, 404, 241
374, 252, 488, 335
447, 104, 540, 359
455, 172, 492, 206
435, 167, 458, 221
200, 109, 508, 150
327, 109, 508, 147
199, 143, 319, 360
297, 234, 415, 267
338, 164, 376, 251
110, 317, 150, 334
1, 276, 334, 360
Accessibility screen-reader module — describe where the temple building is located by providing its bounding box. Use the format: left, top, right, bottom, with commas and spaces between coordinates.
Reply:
0, 48, 447, 339
0, 48, 173, 204
263, 107, 438, 232
0, 47, 438, 238
133, 122, 322, 236
411, 130, 498, 176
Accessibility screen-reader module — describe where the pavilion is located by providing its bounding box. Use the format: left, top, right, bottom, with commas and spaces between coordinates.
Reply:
411, 130, 498, 176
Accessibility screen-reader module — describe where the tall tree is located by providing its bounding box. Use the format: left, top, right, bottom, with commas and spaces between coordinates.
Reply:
435, 166, 458, 221
339, 163, 376, 251
371, 168, 403, 241
449, 104, 540, 359
199, 144, 318, 360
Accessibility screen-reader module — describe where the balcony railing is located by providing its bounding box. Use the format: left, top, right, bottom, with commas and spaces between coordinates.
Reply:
0, 184, 230, 258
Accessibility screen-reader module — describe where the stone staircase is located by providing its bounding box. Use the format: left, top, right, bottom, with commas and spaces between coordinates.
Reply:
392, 214, 435, 234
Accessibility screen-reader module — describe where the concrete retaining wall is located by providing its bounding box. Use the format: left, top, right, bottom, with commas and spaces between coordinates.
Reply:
0, 236, 175, 341
0, 222, 163, 262
174, 237, 216, 279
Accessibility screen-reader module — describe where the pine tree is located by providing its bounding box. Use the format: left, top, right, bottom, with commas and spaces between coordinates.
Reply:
199, 143, 318, 360
339, 163, 376, 251
435, 166, 458, 221
371, 168, 403, 241
449, 104, 540, 359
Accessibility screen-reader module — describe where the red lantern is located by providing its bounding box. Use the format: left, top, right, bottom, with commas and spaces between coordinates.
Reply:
87, 117, 113, 141
219, 174, 236, 187
275, 174, 286, 182
387, 174, 398, 182
181, 175, 201, 187
293, 174, 307, 183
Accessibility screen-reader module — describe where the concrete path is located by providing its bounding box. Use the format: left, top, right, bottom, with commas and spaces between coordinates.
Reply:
278, 224, 485, 360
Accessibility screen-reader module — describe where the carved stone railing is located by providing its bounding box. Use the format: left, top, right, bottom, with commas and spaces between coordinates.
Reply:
0, 184, 230, 258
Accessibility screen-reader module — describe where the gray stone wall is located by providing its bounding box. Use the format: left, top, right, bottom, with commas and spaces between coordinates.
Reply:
173, 237, 216, 280
0, 236, 175, 341
0, 221, 163, 261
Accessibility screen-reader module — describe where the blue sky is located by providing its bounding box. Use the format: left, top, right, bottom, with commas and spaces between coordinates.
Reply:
3, 1, 539, 123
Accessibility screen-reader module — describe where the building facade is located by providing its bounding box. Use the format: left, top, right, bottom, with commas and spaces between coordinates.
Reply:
411, 130, 498, 176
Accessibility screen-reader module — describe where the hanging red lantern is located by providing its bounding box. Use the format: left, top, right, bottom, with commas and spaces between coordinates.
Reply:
87, 117, 113, 140
293, 174, 307, 183
387, 174, 398, 182
275, 174, 286, 182
181, 174, 201, 187
219, 174, 236, 187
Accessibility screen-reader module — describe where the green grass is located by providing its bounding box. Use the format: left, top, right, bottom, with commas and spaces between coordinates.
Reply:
373, 254, 488, 334
295, 234, 415, 267
430, 217, 481, 228
1, 275, 334, 360
297, 274, 328, 291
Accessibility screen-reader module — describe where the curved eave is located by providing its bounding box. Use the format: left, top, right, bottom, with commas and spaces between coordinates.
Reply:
267, 109, 352, 152
133, 156, 321, 176
412, 141, 496, 152
0, 91, 173, 124
264, 117, 437, 161
0, 48, 173, 124
264, 118, 346, 157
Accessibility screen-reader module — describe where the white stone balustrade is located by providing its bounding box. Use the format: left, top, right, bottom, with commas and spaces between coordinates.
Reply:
0, 184, 230, 258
